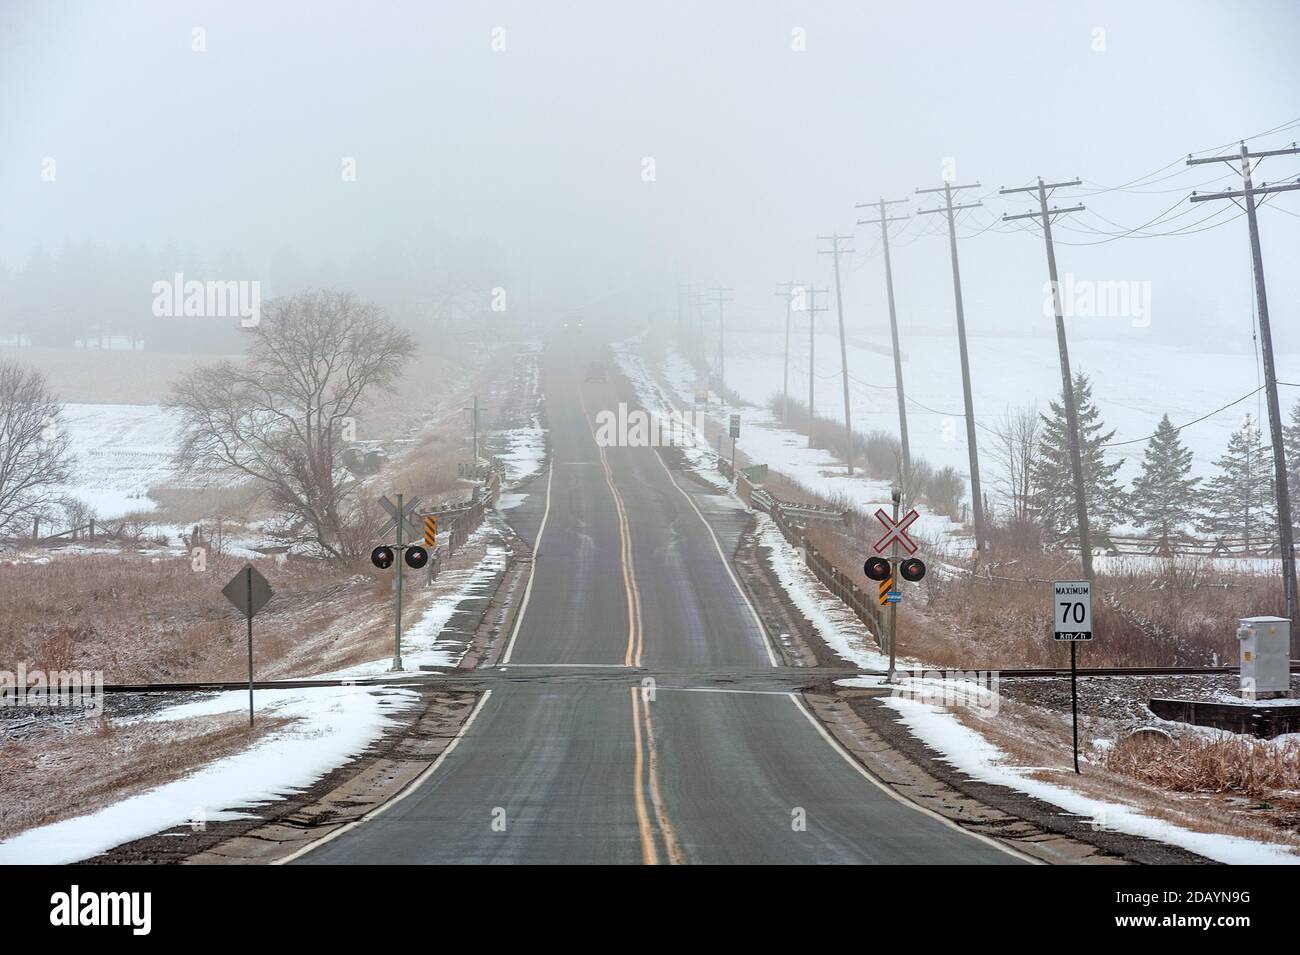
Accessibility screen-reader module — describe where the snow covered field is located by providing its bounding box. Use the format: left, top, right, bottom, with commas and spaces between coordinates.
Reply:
53, 403, 180, 518
721, 328, 1300, 487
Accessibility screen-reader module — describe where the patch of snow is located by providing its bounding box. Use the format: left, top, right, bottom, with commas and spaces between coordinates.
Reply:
492, 427, 547, 485
0, 683, 418, 865
837, 674, 1300, 865
53, 404, 182, 519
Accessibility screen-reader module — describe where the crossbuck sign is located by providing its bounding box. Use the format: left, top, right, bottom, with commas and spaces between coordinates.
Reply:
873, 507, 920, 555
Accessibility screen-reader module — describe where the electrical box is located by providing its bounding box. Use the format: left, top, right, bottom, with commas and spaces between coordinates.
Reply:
1237, 616, 1291, 700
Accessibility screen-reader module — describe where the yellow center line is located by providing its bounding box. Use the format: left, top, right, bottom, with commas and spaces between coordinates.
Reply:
578, 386, 642, 667
579, 381, 682, 863
639, 690, 685, 864
629, 687, 659, 865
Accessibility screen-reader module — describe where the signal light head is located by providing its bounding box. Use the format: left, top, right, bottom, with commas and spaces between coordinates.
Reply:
899, 557, 926, 582
404, 545, 429, 569
863, 556, 891, 581
370, 546, 395, 570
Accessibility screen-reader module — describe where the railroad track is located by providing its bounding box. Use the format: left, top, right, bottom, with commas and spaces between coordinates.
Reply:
67, 662, 1288, 695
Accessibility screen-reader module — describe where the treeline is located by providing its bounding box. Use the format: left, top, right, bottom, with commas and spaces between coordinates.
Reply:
0, 238, 507, 353
989, 372, 1300, 553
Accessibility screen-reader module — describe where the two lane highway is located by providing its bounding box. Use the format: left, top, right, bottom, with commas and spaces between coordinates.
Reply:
296, 344, 1024, 864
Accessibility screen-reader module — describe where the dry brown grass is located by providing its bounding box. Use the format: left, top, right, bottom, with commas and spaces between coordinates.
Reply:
1106, 734, 1300, 799
805, 516, 1284, 668
0, 552, 370, 682
0, 711, 289, 842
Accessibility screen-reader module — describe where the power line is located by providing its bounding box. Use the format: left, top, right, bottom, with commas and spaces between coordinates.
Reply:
1100, 386, 1266, 448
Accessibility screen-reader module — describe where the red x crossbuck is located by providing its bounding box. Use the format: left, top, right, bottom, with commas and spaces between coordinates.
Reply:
873, 507, 920, 555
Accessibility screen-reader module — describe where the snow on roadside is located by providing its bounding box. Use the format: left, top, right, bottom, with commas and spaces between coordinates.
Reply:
841, 675, 1300, 865
0, 683, 416, 865
493, 426, 547, 484
758, 516, 892, 671
612, 345, 728, 489
325, 529, 509, 679
638, 344, 972, 549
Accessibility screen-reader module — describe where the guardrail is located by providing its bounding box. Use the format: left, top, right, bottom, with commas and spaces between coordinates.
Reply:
737, 471, 885, 651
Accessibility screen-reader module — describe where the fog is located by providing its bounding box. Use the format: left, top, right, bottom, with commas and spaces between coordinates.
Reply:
2, 0, 1298, 348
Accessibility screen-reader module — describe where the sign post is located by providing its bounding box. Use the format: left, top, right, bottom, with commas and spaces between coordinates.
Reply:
728, 414, 740, 481
1053, 579, 1093, 773
222, 565, 273, 726
377, 493, 424, 671
872, 492, 920, 683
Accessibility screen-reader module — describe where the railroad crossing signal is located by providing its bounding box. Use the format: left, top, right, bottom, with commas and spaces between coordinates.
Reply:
899, 557, 926, 583
371, 546, 395, 569
423, 515, 437, 547
873, 507, 920, 555
863, 556, 891, 581
404, 545, 428, 569
377, 494, 423, 540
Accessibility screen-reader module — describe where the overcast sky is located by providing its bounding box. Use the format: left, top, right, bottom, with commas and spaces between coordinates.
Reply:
2, 0, 1298, 348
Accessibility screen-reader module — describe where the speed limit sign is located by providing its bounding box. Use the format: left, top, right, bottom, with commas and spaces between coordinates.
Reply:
1053, 580, 1092, 641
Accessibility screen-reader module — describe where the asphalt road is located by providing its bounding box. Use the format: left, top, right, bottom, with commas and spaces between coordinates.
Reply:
297, 343, 1024, 864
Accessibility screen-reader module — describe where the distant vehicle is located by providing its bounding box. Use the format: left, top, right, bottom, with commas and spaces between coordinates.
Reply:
560, 318, 585, 334
585, 361, 607, 383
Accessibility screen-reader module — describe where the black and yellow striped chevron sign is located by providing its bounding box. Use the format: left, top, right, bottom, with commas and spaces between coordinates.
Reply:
423, 515, 437, 547
878, 577, 893, 606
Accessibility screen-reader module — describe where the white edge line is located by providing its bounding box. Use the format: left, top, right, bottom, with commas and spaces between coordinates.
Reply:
274, 689, 495, 865
501, 461, 554, 664
788, 692, 1042, 865
646, 389, 1034, 863
651, 449, 780, 666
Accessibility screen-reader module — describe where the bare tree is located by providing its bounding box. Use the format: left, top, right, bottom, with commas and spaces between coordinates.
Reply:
988, 404, 1039, 525
0, 361, 73, 538
170, 290, 414, 558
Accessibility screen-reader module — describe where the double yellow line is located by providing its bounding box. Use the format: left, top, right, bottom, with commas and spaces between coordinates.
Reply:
579, 384, 682, 864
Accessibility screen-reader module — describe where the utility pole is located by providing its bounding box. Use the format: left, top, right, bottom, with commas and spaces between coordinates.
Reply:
393, 492, 405, 671
464, 396, 480, 461
917, 180, 988, 552
856, 197, 913, 495
775, 281, 799, 426
1189, 142, 1300, 631
920, 180, 987, 553
1000, 177, 1090, 578
804, 286, 829, 448
817, 233, 857, 474
708, 287, 734, 393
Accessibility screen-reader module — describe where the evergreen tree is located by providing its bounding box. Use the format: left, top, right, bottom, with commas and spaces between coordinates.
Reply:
1284, 398, 1300, 523
1032, 372, 1127, 545
1130, 414, 1201, 540
1199, 414, 1276, 547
